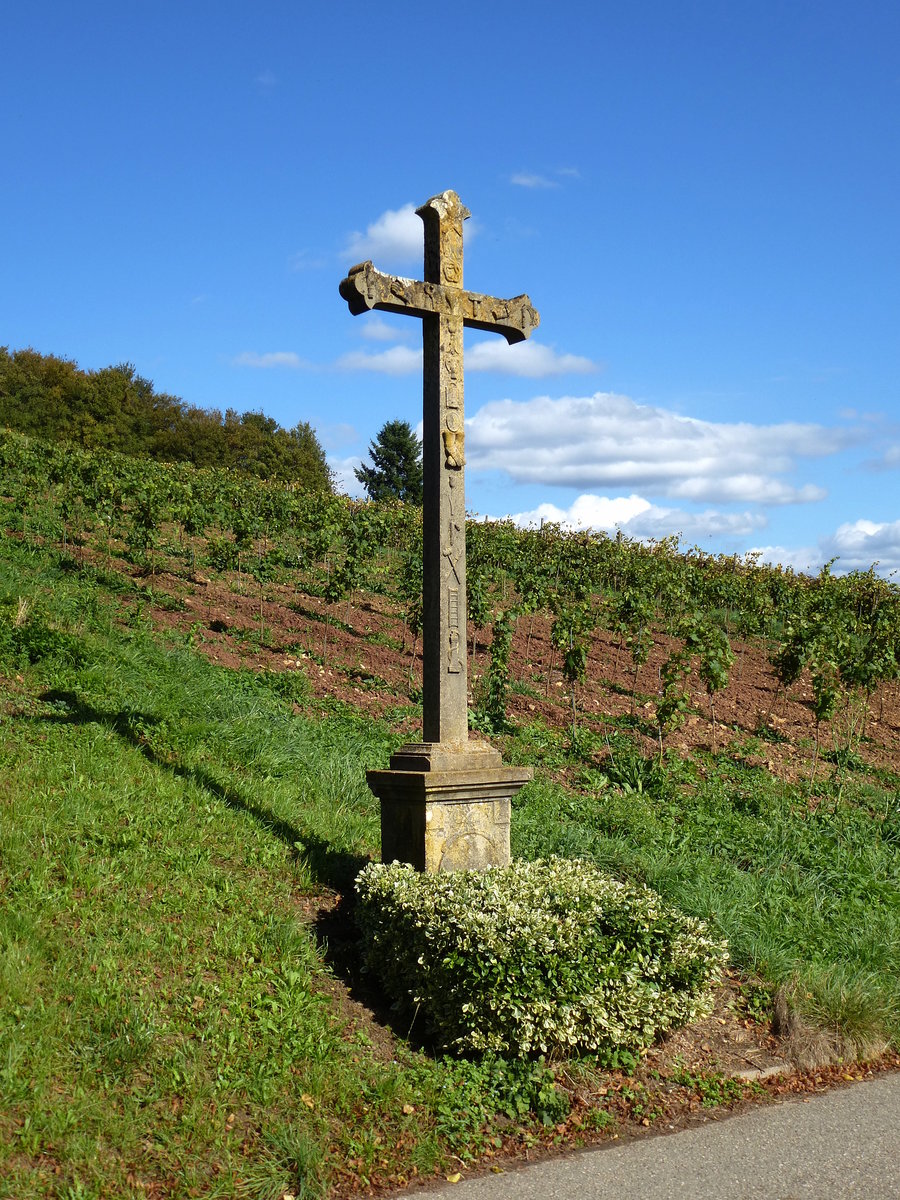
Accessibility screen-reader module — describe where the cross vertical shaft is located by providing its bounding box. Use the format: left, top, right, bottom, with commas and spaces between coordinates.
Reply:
420, 192, 468, 743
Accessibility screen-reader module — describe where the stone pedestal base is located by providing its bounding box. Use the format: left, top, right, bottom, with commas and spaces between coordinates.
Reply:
366, 741, 533, 872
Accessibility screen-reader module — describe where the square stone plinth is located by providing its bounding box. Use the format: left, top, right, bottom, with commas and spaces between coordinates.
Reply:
366, 741, 532, 872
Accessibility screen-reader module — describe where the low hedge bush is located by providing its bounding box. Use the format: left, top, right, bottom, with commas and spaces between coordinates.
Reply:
355, 857, 727, 1056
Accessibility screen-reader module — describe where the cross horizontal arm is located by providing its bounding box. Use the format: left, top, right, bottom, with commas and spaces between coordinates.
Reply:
339, 260, 539, 345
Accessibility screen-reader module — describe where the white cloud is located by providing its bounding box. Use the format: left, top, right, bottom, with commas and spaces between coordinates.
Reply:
343, 203, 422, 265
502, 493, 765, 541
510, 167, 580, 188
465, 392, 857, 504
359, 316, 410, 343
745, 543, 821, 574
869, 444, 900, 470
335, 338, 595, 378
232, 351, 307, 369
510, 493, 652, 529
752, 518, 900, 578
666, 476, 826, 505
336, 346, 422, 375
256, 70, 277, 88
329, 455, 366, 498
467, 340, 598, 378
822, 518, 900, 574
510, 172, 558, 189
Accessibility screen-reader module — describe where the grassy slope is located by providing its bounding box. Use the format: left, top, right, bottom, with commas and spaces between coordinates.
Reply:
1, 534, 899, 1198
0, 538, 509, 1198
511, 745, 899, 1050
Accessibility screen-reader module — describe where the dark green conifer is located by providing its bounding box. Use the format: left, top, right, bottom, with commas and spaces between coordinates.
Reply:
354, 419, 423, 504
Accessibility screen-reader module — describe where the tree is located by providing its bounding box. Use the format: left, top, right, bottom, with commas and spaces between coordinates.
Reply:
355, 419, 423, 504
0, 346, 333, 493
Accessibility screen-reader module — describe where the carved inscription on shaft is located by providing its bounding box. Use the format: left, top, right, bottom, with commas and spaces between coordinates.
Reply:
442, 475, 462, 586
340, 190, 539, 745
442, 322, 464, 468
447, 587, 461, 673
443, 474, 464, 673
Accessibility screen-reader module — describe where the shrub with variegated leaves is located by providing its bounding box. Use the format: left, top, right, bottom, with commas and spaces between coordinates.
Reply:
355, 857, 727, 1056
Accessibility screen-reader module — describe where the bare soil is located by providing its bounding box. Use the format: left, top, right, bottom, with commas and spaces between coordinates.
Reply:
126, 553, 900, 782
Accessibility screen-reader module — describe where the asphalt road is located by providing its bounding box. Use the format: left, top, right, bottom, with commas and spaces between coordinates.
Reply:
415, 1073, 900, 1200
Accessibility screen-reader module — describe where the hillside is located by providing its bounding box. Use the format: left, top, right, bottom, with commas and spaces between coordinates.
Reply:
1, 430, 899, 1197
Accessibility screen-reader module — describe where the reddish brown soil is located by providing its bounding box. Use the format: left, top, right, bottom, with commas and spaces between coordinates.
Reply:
115, 552, 900, 785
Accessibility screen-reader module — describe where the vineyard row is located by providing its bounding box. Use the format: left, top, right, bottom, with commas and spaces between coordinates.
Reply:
2, 428, 898, 742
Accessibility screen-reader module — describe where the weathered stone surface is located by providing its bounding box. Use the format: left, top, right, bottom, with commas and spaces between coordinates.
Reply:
386, 740, 502, 773
339, 261, 539, 344
340, 190, 538, 871
426, 798, 510, 873
371, 775, 524, 873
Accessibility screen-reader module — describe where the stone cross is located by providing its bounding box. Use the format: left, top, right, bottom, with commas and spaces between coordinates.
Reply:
339, 190, 537, 871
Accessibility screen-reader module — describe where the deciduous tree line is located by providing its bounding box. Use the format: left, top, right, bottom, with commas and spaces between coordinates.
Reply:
0, 346, 332, 491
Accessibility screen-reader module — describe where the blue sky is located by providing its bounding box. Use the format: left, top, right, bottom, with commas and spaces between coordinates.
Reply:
3, 2, 899, 574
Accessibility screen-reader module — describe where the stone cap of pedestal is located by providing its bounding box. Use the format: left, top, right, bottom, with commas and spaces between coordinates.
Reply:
366, 762, 533, 807
387, 739, 504, 773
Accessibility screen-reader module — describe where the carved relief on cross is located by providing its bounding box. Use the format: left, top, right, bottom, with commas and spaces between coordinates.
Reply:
340, 190, 539, 747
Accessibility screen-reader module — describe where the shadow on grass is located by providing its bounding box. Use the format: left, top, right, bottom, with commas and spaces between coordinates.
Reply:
34, 689, 368, 893
311, 893, 437, 1053
34, 687, 438, 1051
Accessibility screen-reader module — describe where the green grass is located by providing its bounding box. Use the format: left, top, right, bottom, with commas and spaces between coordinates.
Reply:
0, 539, 560, 1198
509, 725, 900, 1054
2, 532, 899, 1196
